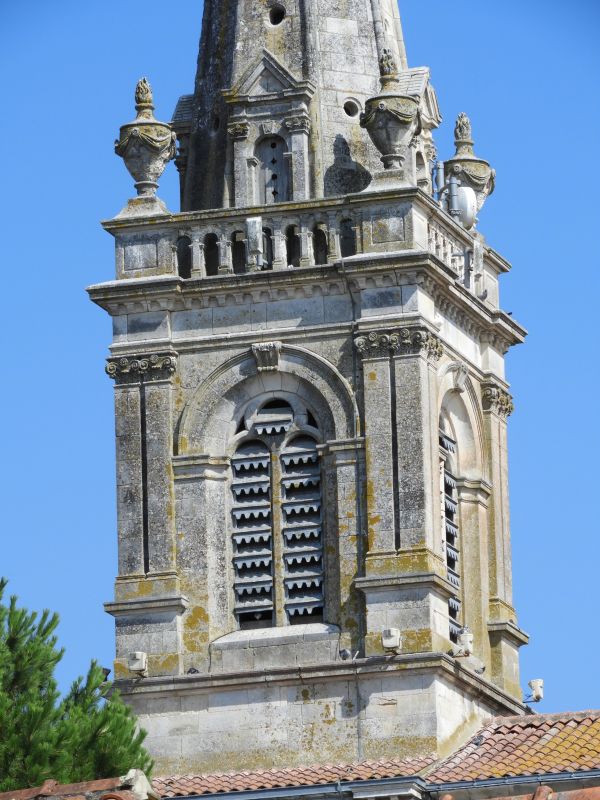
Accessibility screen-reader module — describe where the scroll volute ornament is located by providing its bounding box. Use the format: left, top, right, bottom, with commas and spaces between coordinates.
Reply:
444, 113, 496, 215
360, 50, 421, 170
115, 78, 176, 199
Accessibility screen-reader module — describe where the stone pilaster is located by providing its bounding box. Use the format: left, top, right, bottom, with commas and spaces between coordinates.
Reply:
481, 380, 528, 697
456, 478, 492, 667
481, 381, 514, 611
228, 121, 251, 207
320, 438, 365, 652
285, 114, 311, 201
355, 327, 451, 656
354, 332, 396, 555
173, 455, 231, 674
390, 328, 443, 552
112, 381, 144, 576
106, 352, 180, 595
105, 351, 185, 679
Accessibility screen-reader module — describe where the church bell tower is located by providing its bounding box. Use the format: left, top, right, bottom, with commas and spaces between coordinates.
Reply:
89, 0, 529, 776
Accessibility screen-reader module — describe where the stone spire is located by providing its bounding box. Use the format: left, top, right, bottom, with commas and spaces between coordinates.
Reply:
172, 0, 434, 211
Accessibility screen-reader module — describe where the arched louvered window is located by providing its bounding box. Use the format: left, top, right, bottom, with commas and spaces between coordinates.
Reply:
439, 425, 462, 643
230, 400, 324, 630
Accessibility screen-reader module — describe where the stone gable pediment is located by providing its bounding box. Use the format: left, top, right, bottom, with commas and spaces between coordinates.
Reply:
224, 50, 315, 104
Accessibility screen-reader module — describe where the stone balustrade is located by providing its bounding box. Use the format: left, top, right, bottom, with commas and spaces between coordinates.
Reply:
104, 188, 505, 305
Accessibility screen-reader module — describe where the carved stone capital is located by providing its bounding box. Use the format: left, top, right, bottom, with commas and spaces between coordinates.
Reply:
252, 341, 282, 372
355, 328, 443, 361
354, 331, 392, 359
227, 121, 249, 140
482, 383, 514, 417
106, 351, 178, 383
285, 115, 311, 134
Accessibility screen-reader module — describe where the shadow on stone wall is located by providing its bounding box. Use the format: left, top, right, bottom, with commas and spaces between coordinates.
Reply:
324, 135, 372, 196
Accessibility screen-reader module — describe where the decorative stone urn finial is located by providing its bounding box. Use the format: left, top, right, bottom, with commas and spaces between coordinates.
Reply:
114, 78, 176, 216
443, 112, 495, 224
135, 77, 153, 109
379, 49, 398, 88
454, 112, 472, 146
359, 45, 421, 178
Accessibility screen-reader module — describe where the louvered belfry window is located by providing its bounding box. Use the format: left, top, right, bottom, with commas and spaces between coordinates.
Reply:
439, 429, 462, 643
231, 400, 324, 630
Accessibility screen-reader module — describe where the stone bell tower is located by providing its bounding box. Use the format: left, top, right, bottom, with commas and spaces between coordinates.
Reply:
89, 0, 529, 777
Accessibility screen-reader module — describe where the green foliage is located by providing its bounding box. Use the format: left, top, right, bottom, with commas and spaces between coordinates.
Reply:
0, 579, 153, 792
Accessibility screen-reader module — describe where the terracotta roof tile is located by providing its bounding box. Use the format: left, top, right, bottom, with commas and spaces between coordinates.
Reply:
427, 710, 600, 783
154, 757, 434, 797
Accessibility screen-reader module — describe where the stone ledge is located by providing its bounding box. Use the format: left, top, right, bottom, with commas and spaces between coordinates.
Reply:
355, 571, 454, 598
211, 623, 340, 651
114, 652, 527, 716
487, 620, 530, 647
105, 595, 189, 617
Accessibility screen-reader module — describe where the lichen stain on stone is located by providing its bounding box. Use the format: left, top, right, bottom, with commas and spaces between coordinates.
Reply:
320, 703, 335, 725
149, 653, 180, 675
114, 660, 130, 680
183, 605, 209, 652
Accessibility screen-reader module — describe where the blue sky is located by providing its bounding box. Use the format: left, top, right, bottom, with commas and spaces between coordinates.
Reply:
0, 0, 598, 712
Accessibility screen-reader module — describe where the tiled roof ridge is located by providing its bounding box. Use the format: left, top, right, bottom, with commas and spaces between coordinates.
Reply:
491, 710, 600, 726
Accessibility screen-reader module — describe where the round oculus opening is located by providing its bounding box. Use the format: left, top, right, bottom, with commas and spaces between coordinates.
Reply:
343, 100, 360, 118
269, 5, 286, 25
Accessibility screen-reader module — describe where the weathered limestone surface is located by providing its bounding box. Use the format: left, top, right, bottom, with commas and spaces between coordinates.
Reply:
94, 0, 529, 776
175, 0, 430, 209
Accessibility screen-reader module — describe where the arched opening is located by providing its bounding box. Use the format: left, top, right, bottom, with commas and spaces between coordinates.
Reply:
255, 136, 289, 204
416, 151, 429, 190
340, 218, 356, 258
231, 231, 246, 274
176, 236, 192, 279
263, 227, 274, 270
285, 225, 301, 267
204, 233, 219, 276
312, 226, 328, 265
